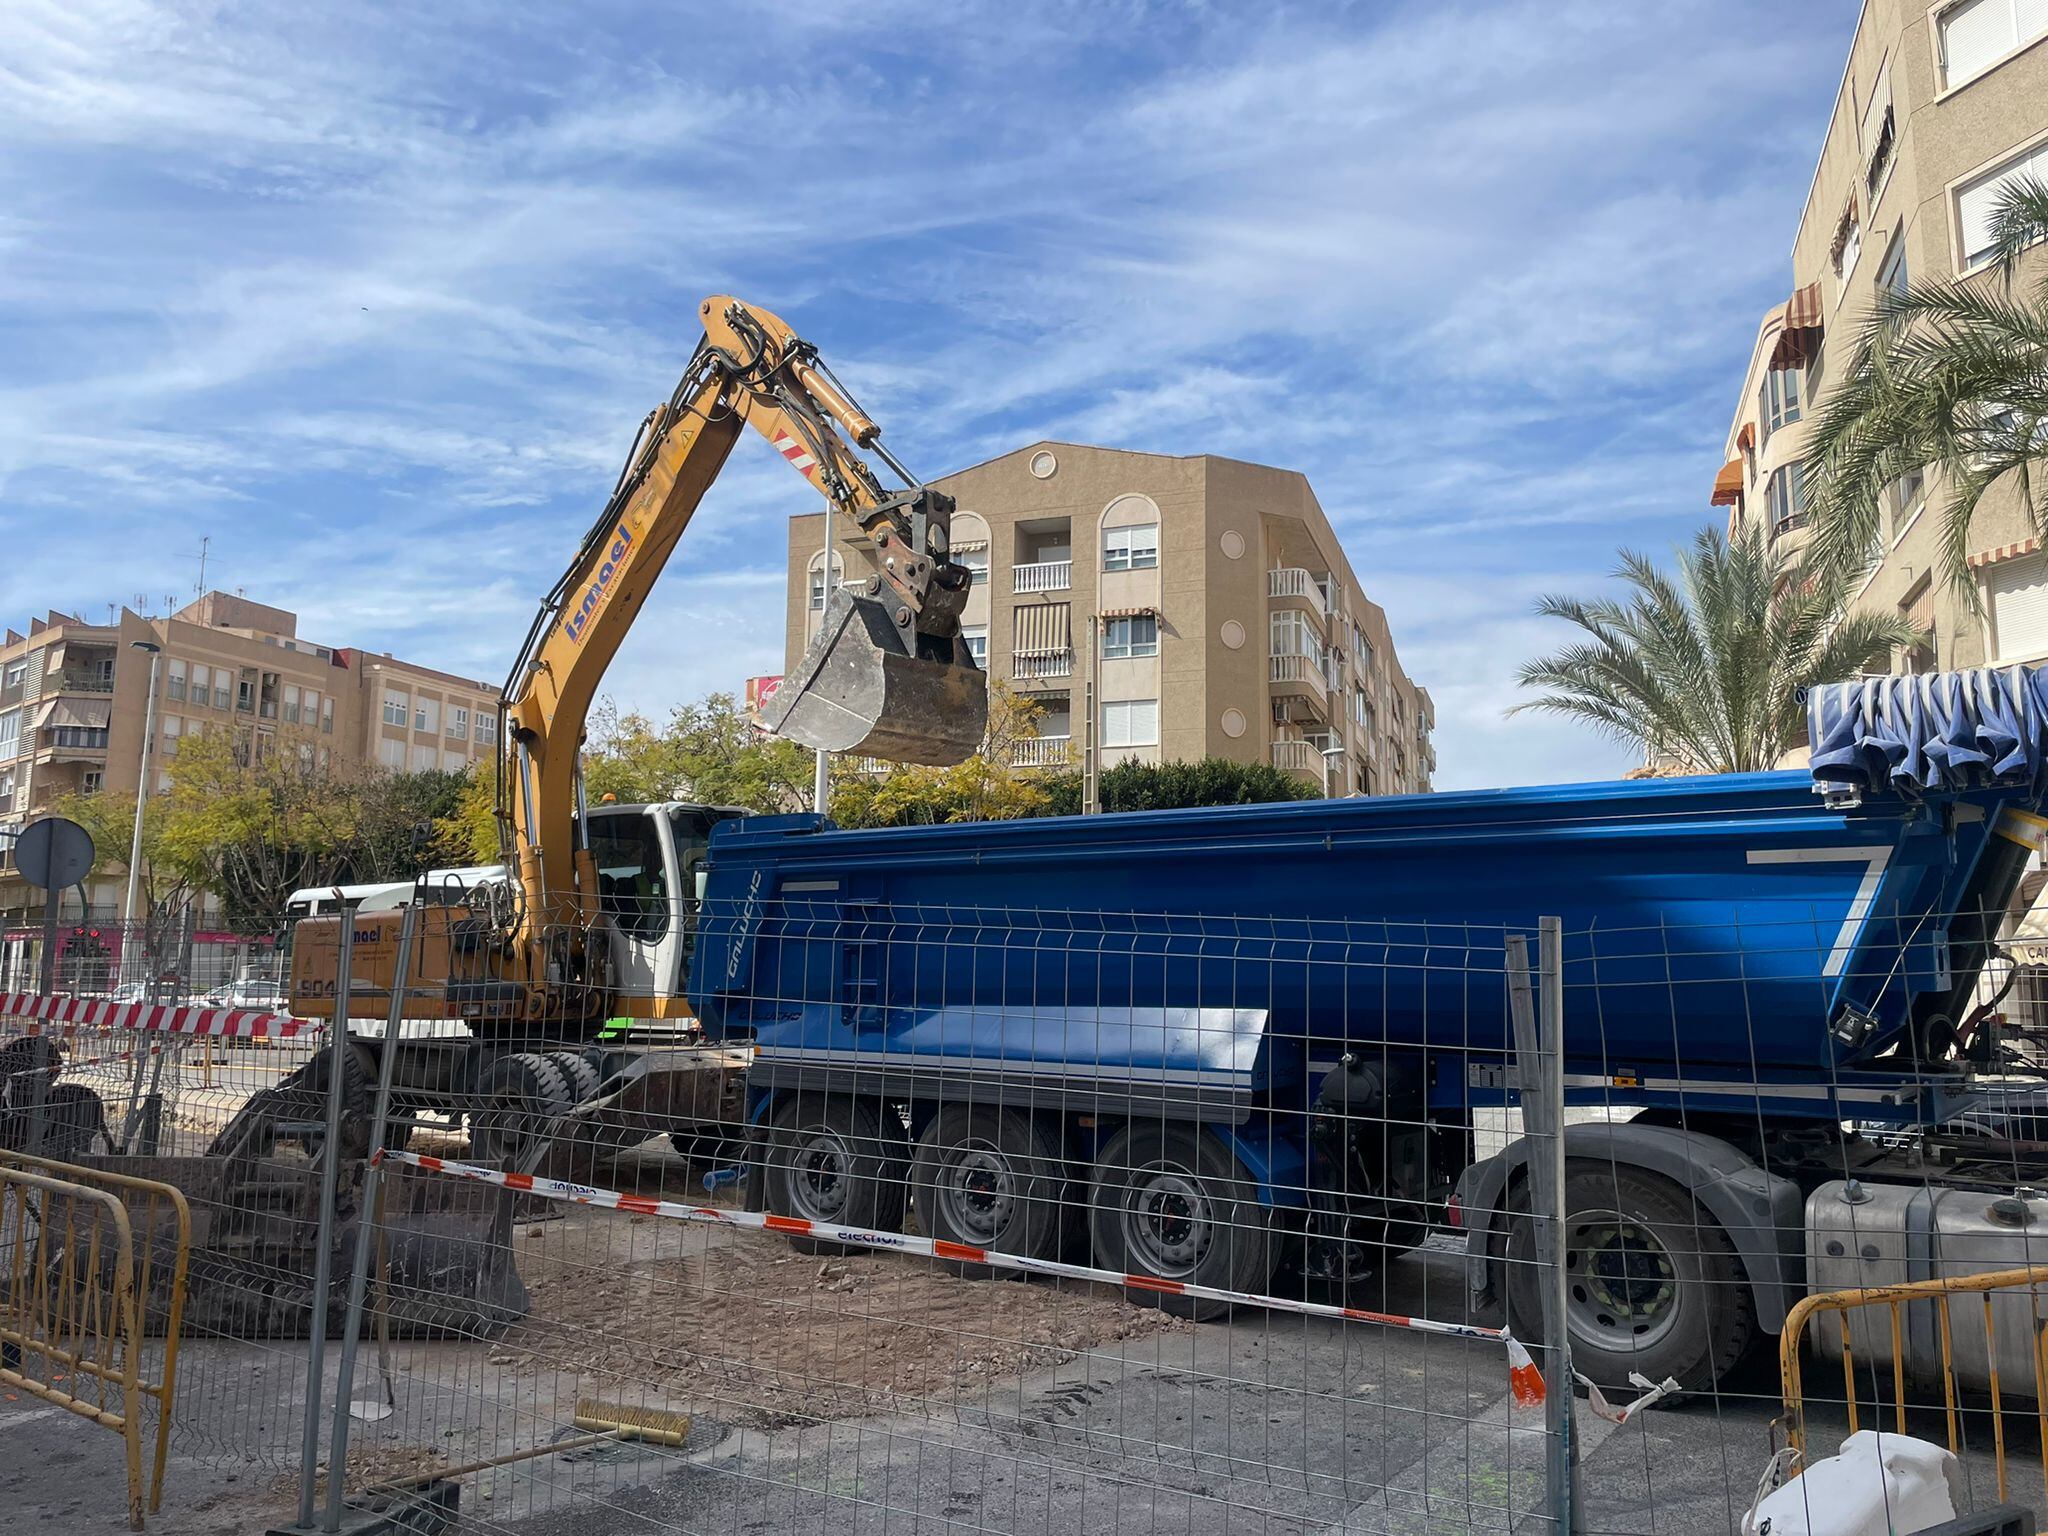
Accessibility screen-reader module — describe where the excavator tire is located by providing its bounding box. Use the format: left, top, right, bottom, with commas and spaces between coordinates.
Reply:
469, 1051, 573, 1168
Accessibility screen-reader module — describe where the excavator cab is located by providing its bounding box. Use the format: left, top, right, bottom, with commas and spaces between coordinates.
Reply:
765, 585, 988, 764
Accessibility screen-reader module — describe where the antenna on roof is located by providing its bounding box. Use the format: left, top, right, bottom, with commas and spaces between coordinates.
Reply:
194, 535, 210, 595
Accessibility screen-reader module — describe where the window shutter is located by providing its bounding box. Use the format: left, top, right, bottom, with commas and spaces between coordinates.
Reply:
1942, 0, 2017, 88
1990, 553, 2048, 661
1012, 601, 1071, 654
1958, 143, 2048, 267
2021, 0, 2048, 44
1132, 698, 1158, 743
1860, 56, 1892, 151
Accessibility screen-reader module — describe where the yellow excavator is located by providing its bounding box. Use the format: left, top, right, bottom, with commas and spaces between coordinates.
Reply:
288, 296, 987, 1037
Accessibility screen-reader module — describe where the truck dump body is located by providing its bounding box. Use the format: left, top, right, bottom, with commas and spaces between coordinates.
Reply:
689, 768, 2036, 1117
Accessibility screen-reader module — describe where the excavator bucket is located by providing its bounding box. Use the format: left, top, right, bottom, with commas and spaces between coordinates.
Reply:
764, 587, 988, 765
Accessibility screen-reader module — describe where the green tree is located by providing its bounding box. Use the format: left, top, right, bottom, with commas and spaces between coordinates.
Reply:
828, 683, 1052, 828
583, 693, 814, 812
152, 723, 362, 932
1041, 757, 1322, 815
48, 787, 199, 964
1511, 524, 1918, 774
437, 758, 503, 866
348, 767, 473, 881
1804, 177, 2048, 590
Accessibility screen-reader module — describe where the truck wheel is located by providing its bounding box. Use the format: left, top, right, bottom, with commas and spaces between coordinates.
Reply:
1089, 1123, 1272, 1320
1504, 1162, 1755, 1396
469, 1052, 571, 1167
911, 1106, 1065, 1275
761, 1094, 907, 1256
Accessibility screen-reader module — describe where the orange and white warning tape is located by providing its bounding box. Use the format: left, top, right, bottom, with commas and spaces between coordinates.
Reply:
0, 992, 318, 1040
376, 1147, 1547, 1407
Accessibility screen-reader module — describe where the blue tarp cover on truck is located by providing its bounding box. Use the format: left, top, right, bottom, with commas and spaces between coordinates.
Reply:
1809, 666, 2048, 797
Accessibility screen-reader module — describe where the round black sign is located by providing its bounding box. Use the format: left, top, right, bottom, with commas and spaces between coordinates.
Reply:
14, 816, 95, 891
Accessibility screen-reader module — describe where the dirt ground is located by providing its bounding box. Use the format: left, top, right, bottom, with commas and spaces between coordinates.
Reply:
487, 1190, 1186, 1428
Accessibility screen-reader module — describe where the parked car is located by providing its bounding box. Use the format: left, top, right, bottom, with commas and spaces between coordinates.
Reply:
201, 978, 290, 1042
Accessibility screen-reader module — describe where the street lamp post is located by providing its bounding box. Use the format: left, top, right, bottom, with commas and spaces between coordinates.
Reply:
1320, 742, 1346, 800
122, 641, 163, 986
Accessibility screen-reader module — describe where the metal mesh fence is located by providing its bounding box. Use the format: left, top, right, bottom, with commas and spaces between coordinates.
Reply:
14, 882, 2048, 1533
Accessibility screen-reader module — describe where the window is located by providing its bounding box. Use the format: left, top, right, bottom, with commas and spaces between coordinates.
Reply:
1888, 466, 1928, 542
1270, 610, 1318, 658
383, 691, 408, 728
1990, 552, 2048, 661
259, 671, 278, 719
162, 716, 181, 756
166, 659, 187, 702
379, 737, 405, 769
1939, 0, 2048, 91
213, 672, 230, 709
1103, 524, 1160, 572
0, 768, 13, 811
1767, 463, 1807, 536
1101, 698, 1159, 748
1862, 60, 1896, 203
1876, 230, 1909, 299
1831, 206, 1862, 287
449, 706, 469, 740
1956, 140, 2048, 271
2, 661, 23, 690
960, 626, 988, 665
283, 684, 300, 724
303, 688, 319, 727
49, 726, 108, 749
321, 696, 334, 735
0, 709, 18, 757
82, 768, 103, 795
415, 698, 439, 735
1102, 614, 1159, 659
236, 675, 254, 713
1759, 364, 1803, 444
589, 812, 671, 940
476, 711, 497, 742
807, 558, 835, 610
959, 547, 989, 586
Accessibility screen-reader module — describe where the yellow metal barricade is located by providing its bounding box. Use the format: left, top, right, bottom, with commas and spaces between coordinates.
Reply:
1781, 1264, 2048, 1505
0, 1152, 191, 1530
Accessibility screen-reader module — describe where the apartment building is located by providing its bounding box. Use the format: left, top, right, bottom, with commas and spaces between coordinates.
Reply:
0, 591, 499, 935
784, 442, 1434, 797
1716, 0, 2048, 671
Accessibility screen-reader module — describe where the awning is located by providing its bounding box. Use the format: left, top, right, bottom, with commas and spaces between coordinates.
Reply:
1969, 538, 2042, 571
1736, 422, 1756, 452
1768, 282, 1825, 370
1099, 606, 1157, 620
43, 699, 110, 730
1709, 460, 1745, 507
1013, 601, 1071, 653
1808, 666, 2048, 796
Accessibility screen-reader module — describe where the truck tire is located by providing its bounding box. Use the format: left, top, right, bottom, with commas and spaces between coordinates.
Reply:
469, 1052, 572, 1167
1089, 1123, 1272, 1320
761, 1094, 907, 1256
1504, 1162, 1755, 1397
911, 1106, 1065, 1275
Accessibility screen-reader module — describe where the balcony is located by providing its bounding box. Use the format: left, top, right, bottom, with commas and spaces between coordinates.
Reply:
1271, 739, 1323, 774
51, 669, 115, 695
1269, 653, 1329, 707
1012, 735, 1073, 768
1269, 568, 1335, 615
1013, 648, 1074, 681
1014, 560, 1072, 594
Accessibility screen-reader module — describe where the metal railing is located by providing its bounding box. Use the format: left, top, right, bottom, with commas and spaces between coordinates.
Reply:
1012, 647, 1073, 679
1011, 735, 1073, 768
0, 1153, 191, 1529
1012, 559, 1072, 594
1780, 1264, 2048, 1508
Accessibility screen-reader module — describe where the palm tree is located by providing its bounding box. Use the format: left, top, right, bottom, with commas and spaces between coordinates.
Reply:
1511, 524, 1917, 773
1805, 178, 2048, 589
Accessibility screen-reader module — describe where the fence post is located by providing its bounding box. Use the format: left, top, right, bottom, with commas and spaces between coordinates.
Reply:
295, 914, 355, 1530
1509, 922, 1577, 1532
323, 902, 418, 1530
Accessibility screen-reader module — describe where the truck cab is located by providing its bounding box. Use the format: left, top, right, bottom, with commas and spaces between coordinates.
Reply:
584, 801, 752, 1011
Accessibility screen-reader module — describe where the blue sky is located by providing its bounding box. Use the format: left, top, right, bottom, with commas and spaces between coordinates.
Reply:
0, 0, 1858, 790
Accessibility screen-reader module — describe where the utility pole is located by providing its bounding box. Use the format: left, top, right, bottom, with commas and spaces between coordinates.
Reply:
122, 640, 163, 985
813, 523, 833, 815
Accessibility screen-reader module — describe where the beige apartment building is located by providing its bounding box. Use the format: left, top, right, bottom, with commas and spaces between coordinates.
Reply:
1716, 0, 2048, 671
0, 591, 499, 943
784, 442, 1434, 797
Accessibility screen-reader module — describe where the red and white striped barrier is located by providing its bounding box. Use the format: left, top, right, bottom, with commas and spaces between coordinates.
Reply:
375, 1147, 1547, 1408
0, 992, 320, 1041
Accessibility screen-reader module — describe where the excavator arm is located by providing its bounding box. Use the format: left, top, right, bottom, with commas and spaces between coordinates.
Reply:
496, 296, 985, 991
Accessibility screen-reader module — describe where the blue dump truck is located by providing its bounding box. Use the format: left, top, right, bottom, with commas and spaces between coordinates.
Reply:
689, 670, 2048, 1392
